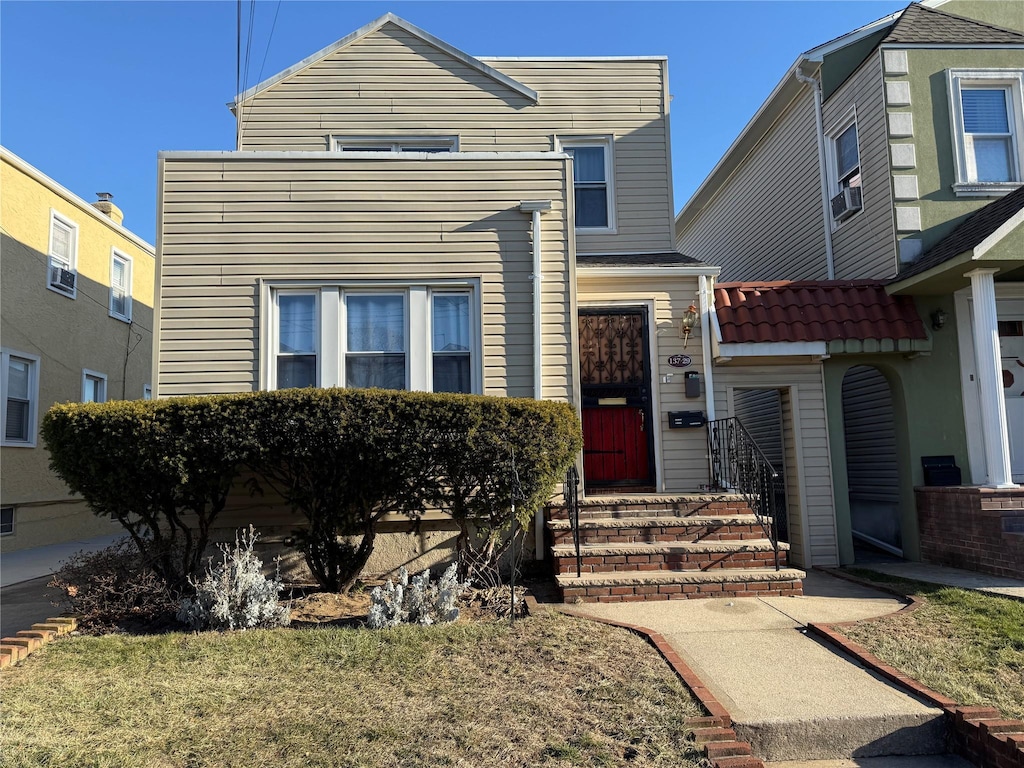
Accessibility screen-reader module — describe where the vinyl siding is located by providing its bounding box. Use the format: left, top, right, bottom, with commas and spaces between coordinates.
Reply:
235, 23, 673, 254
576, 274, 709, 492
715, 364, 838, 568
674, 90, 828, 281
156, 154, 573, 402
841, 366, 899, 505
733, 388, 785, 471
823, 50, 897, 279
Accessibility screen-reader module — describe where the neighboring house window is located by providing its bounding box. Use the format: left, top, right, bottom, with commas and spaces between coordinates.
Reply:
143, 384, 152, 400
1, 350, 40, 447
332, 136, 457, 152
948, 69, 1024, 195
47, 211, 78, 297
826, 114, 863, 223
0, 507, 13, 536
109, 250, 133, 322
82, 370, 107, 403
268, 285, 477, 394
559, 137, 615, 231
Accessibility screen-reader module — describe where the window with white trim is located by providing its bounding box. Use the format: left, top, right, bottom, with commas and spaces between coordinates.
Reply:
268, 285, 478, 394
1, 350, 40, 447
109, 250, 133, 322
948, 69, 1024, 195
82, 370, 107, 403
559, 137, 615, 230
0, 507, 13, 537
825, 114, 863, 224
143, 385, 152, 400
47, 211, 78, 297
332, 136, 457, 153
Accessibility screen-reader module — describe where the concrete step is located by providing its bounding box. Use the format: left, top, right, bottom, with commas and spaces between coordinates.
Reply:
764, 757, 973, 767
557, 567, 805, 602
547, 493, 752, 520
549, 515, 772, 546
551, 539, 789, 574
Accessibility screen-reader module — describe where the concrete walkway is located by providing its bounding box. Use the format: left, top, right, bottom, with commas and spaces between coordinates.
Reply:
1, 533, 123, 589
564, 570, 949, 762
854, 561, 1024, 600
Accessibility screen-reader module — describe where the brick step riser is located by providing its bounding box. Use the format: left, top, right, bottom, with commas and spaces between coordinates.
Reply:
551, 528, 769, 546
560, 580, 804, 602
547, 504, 755, 521
554, 551, 787, 574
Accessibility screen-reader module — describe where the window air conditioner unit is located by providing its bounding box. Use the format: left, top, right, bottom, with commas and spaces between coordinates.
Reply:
49, 265, 76, 293
831, 186, 863, 222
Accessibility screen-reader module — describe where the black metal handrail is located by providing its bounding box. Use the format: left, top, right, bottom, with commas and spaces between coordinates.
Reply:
706, 417, 782, 570
564, 465, 582, 578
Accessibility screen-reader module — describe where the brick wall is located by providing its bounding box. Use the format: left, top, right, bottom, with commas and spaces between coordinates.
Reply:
916, 487, 1024, 580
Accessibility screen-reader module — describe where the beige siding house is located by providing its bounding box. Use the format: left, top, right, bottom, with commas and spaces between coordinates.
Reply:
674, 0, 1024, 577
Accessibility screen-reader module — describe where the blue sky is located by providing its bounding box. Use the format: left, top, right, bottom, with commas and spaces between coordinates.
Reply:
1, 1, 908, 243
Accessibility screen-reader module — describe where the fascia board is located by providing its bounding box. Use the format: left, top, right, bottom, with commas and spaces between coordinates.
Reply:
717, 341, 829, 357
157, 150, 569, 161
576, 266, 721, 278
975, 208, 1024, 259
230, 13, 537, 111
801, 12, 902, 62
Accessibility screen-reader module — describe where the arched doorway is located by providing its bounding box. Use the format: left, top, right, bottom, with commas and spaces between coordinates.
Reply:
842, 365, 902, 556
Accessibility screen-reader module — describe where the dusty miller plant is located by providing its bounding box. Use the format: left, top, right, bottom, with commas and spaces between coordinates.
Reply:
367, 564, 467, 628
177, 525, 290, 631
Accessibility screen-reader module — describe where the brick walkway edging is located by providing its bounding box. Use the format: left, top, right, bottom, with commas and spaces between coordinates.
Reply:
810, 567, 1024, 768
1, 618, 78, 668
524, 593, 767, 768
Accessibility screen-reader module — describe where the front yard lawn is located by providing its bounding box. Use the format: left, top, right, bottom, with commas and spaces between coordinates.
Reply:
0, 611, 705, 767
839, 569, 1024, 719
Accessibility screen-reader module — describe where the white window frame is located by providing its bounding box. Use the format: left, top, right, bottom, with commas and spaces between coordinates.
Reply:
330, 135, 459, 153
47, 210, 78, 299
109, 248, 133, 322
824, 109, 863, 227
81, 369, 107, 403
1, 349, 40, 448
262, 281, 481, 395
0, 506, 14, 537
556, 135, 616, 234
947, 68, 1024, 197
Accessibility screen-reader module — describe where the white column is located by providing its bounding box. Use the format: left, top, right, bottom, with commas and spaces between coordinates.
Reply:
966, 268, 1016, 488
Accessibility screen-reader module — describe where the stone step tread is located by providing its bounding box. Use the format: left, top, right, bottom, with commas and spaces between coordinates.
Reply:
551, 539, 789, 556
556, 567, 805, 587
549, 493, 747, 508
548, 515, 769, 530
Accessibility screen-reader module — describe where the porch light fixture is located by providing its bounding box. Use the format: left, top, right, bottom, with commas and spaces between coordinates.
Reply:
930, 308, 948, 331
680, 304, 699, 348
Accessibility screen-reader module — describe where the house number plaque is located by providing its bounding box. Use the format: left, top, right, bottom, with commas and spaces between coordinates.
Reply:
667, 354, 692, 368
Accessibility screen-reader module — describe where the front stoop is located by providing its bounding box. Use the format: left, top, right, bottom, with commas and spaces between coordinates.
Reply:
546, 494, 804, 602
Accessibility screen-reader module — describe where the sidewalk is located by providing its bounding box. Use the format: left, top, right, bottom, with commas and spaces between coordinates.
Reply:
852, 561, 1024, 600
1, 533, 123, 589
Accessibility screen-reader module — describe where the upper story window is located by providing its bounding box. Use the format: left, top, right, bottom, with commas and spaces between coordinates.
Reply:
109, 249, 133, 322
559, 137, 615, 232
825, 114, 863, 224
332, 136, 457, 153
82, 369, 107, 403
948, 69, 1024, 196
268, 284, 478, 394
47, 210, 78, 298
2, 349, 40, 448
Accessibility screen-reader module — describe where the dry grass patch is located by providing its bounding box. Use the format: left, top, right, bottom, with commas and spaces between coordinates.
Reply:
839, 569, 1024, 719
0, 611, 705, 767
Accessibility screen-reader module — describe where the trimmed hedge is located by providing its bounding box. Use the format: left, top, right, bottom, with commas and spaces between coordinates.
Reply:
43, 389, 581, 591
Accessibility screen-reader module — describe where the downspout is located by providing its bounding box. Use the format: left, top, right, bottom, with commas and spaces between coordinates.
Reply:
520, 200, 552, 559
698, 274, 717, 423
795, 64, 836, 280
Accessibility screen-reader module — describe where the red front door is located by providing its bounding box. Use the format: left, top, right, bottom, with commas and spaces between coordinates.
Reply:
579, 310, 654, 491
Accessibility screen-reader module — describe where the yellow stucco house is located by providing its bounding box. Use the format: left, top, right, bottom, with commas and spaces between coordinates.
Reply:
1, 147, 155, 552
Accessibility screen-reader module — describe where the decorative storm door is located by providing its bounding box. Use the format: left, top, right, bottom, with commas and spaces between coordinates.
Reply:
579, 309, 655, 490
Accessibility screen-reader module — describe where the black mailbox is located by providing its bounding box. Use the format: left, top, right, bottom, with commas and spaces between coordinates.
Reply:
668, 411, 705, 429
921, 455, 962, 486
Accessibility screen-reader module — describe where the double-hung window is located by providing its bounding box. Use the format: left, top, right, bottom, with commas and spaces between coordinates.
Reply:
47, 211, 78, 297
82, 370, 107, 403
948, 69, 1024, 195
826, 113, 863, 223
109, 250, 133, 322
559, 137, 614, 231
268, 284, 478, 394
1, 349, 40, 447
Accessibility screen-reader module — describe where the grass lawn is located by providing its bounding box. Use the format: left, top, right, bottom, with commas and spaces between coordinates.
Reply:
839, 569, 1024, 719
0, 611, 705, 768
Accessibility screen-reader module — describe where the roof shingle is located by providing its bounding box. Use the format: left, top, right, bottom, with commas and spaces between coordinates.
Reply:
882, 3, 1024, 45
714, 281, 928, 344
576, 252, 706, 267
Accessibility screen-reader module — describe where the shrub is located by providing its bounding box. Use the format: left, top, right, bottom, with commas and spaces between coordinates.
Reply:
48, 538, 180, 634
367, 564, 467, 628
177, 526, 290, 631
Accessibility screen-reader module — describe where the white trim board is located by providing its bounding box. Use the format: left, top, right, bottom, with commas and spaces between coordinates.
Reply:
717, 341, 829, 358
157, 150, 569, 162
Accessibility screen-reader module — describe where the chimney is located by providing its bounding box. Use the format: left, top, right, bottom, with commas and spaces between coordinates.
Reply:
92, 192, 124, 226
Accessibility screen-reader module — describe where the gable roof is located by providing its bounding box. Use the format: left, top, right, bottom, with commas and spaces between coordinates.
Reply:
231, 13, 537, 110
895, 185, 1024, 281
714, 281, 928, 344
882, 3, 1024, 45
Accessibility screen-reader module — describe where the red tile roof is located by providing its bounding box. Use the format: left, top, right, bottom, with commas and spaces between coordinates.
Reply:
714, 281, 928, 344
